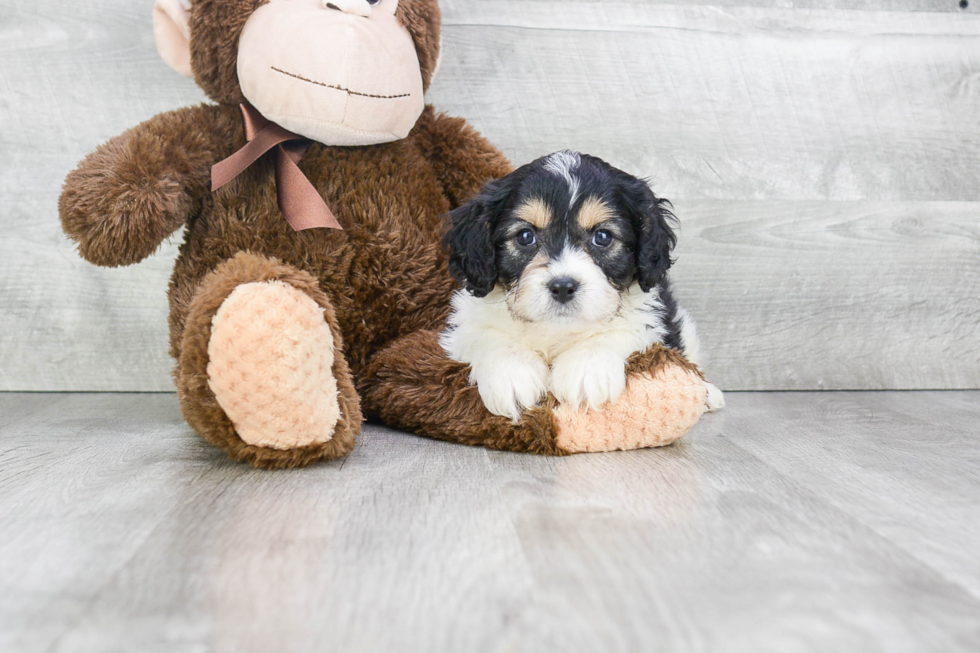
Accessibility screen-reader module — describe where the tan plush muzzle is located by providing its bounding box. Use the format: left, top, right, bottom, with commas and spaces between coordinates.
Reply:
237, 0, 425, 146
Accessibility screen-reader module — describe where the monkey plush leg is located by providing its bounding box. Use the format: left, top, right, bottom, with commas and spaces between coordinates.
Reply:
359, 331, 707, 455
176, 253, 360, 469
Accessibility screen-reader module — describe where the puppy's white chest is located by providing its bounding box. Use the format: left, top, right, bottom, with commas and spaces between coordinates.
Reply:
514, 323, 600, 363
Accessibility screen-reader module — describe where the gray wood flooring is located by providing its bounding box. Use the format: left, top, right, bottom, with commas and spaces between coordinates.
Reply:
1, 392, 978, 652
2, 1, 978, 392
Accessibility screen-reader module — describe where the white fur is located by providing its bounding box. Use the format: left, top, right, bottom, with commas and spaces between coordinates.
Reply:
705, 382, 726, 412
441, 259, 672, 419
673, 307, 725, 409
544, 151, 582, 206
673, 306, 701, 367
549, 343, 628, 410
508, 247, 621, 324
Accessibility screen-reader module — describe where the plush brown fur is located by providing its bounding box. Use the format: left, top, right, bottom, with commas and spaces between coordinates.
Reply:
189, 0, 261, 105
60, 0, 707, 467
159, 104, 505, 375
58, 105, 240, 267
395, 0, 442, 92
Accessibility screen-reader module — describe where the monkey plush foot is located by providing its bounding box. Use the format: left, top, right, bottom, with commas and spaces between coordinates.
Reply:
176, 252, 360, 469
207, 281, 341, 450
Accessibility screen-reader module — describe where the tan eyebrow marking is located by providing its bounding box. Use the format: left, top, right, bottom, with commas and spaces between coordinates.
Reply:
513, 197, 553, 230
576, 196, 616, 230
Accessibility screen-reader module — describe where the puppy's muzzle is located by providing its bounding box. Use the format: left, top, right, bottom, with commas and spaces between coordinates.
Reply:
548, 277, 580, 304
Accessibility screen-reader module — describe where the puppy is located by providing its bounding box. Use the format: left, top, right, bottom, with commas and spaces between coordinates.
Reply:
441, 151, 724, 422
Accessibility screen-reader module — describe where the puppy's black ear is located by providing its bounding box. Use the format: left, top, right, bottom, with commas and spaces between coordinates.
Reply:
622, 177, 678, 292
444, 178, 513, 298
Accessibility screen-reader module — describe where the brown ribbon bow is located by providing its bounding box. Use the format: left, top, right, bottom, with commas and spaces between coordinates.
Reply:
211, 103, 342, 231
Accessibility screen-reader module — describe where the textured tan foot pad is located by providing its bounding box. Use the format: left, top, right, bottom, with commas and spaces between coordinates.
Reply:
553, 365, 708, 453
207, 281, 341, 450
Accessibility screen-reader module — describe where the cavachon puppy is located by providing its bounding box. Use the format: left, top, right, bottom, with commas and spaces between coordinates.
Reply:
443, 151, 725, 421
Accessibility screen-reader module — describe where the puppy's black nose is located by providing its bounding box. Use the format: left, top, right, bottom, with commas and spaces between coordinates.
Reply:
548, 277, 580, 304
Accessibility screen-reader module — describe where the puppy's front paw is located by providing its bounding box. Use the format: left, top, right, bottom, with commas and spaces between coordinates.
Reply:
550, 348, 627, 410
472, 351, 549, 422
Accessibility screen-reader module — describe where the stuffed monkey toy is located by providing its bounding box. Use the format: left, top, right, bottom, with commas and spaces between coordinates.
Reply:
59, 0, 710, 469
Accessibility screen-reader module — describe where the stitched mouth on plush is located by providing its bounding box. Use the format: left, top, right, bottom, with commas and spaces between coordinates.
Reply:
270, 66, 412, 101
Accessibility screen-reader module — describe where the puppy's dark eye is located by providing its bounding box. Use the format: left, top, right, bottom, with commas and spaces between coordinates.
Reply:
366, 0, 382, 5
516, 229, 537, 247
592, 229, 613, 248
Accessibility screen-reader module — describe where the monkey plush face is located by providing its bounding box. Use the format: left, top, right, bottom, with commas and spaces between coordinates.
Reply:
153, 0, 441, 146
237, 0, 424, 145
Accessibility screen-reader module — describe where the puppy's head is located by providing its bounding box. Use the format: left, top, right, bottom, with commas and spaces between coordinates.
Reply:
445, 151, 677, 324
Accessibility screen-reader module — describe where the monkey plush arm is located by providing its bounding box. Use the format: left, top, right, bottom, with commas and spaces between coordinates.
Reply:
414, 106, 514, 208
59, 103, 242, 267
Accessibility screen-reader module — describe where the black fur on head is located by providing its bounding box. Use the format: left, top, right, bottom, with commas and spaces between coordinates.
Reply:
444, 152, 678, 298
614, 169, 678, 292
444, 174, 522, 297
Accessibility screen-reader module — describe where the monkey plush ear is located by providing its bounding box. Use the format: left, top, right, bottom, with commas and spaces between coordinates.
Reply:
153, 0, 193, 78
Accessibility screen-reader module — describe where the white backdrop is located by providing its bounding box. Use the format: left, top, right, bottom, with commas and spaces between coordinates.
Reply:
1, 0, 978, 391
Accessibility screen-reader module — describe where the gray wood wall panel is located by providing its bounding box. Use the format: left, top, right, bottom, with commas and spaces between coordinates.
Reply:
1, 1, 978, 391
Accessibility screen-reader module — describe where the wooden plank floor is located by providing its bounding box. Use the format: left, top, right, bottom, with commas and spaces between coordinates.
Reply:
1, 393, 978, 652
